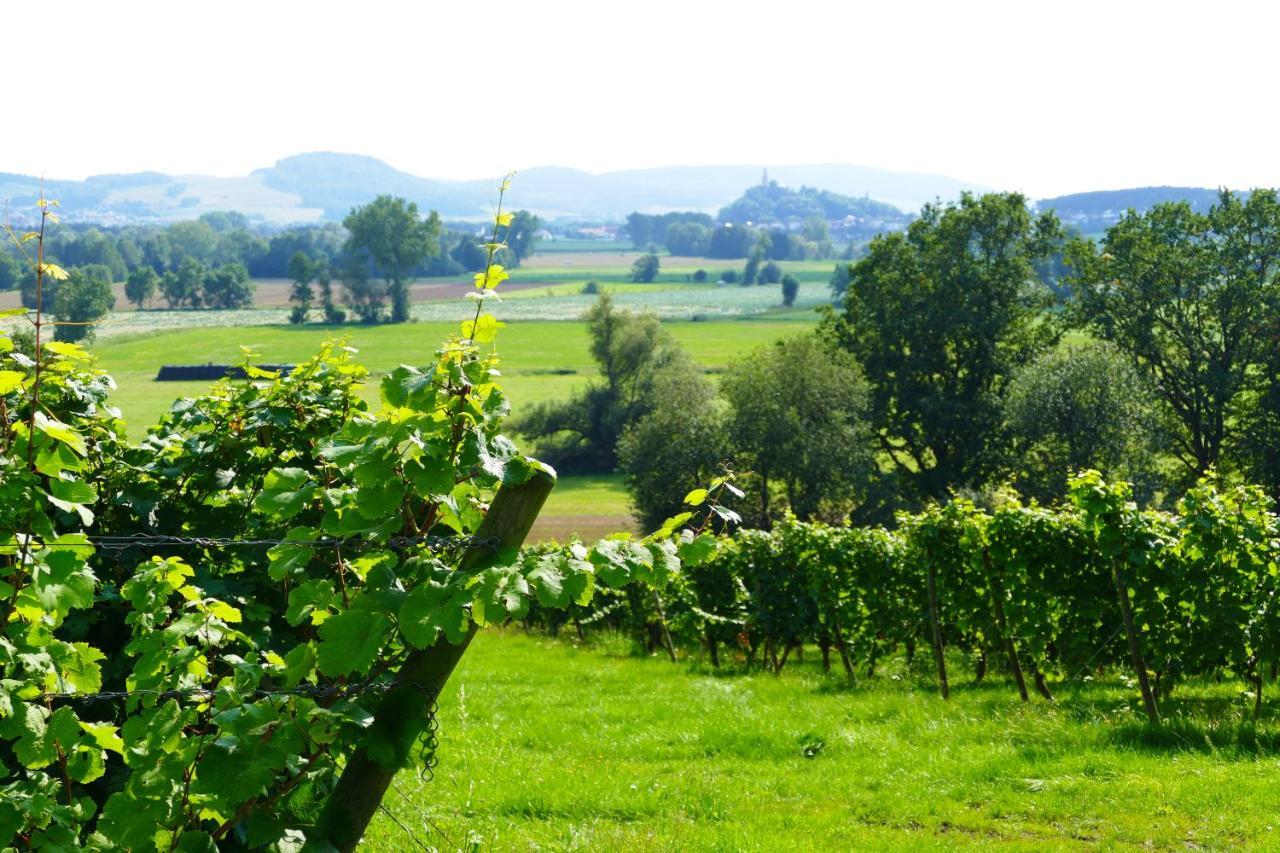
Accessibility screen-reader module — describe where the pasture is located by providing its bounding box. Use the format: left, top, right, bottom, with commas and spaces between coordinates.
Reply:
364, 631, 1280, 851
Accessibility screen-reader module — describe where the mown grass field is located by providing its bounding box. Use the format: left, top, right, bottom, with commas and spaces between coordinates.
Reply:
91, 318, 815, 432
364, 631, 1280, 851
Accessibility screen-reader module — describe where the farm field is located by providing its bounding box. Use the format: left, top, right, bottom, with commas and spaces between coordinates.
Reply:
0, 252, 837, 315
365, 631, 1280, 851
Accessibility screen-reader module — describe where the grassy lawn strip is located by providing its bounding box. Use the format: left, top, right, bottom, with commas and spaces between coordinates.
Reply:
365, 631, 1280, 851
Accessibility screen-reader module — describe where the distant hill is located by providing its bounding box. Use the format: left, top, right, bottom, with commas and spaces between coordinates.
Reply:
0, 153, 990, 225
718, 182, 910, 226
1037, 186, 1228, 233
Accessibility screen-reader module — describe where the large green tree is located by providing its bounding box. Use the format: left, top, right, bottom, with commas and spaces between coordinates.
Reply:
830, 192, 1062, 502
201, 263, 255, 309
618, 369, 729, 529
721, 335, 877, 525
1067, 189, 1280, 476
342, 196, 439, 323
0, 251, 23, 292
287, 250, 315, 324
505, 210, 541, 264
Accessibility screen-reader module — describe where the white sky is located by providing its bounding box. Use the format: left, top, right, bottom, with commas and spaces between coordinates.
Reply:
4, 0, 1275, 197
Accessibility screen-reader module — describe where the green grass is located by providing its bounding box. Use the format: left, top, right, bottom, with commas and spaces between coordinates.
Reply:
364, 631, 1280, 851
91, 318, 815, 436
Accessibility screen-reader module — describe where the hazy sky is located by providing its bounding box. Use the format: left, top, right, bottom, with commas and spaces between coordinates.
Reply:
5, 0, 1275, 197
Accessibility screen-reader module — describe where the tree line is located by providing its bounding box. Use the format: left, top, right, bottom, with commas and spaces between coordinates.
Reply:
0, 199, 542, 335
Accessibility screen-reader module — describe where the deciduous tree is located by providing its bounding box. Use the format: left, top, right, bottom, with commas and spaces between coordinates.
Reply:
1067, 189, 1280, 477
342, 195, 439, 323
830, 192, 1062, 502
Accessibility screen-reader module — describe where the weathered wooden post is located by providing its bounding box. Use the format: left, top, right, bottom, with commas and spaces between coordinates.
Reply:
926, 561, 950, 700
983, 548, 1029, 703
315, 470, 555, 851
1111, 560, 1159, 723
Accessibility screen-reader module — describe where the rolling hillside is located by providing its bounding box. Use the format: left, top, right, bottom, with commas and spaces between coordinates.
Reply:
0, 154, 988, 224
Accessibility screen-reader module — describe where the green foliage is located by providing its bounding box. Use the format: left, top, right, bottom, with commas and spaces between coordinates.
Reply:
741, 246, 762, 285
52, 265, 115, 342
830, 192, 1063, 503
780, 273, 799, 307
663, 222, 712, 256
618, 369, 730, 529
759, 260, 782, 285
124, 266, 157, 308
624, 212, 713, 251
286, 250, 314, 324
0, 190, 704, 849
0, 250, 25, 292
629, 253, 659, 283
200, 262, 254, 309
718, 182, 907, 244
504, 210, 542, 264
1003, 341, 1165, 502
1067, 189, 1280, 477
721, 335, 877, 525
159, 256, 206, 308
342, 195, 441, 323
707, 224, 758, 259
515, 294, 697, 472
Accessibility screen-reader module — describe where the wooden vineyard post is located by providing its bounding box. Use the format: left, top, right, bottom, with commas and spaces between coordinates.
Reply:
983, 548, 1029, 703
926, 561, 950, 700
315, 470, 555, 852
829, 613, 857, 683
1111, 560, 1159, 723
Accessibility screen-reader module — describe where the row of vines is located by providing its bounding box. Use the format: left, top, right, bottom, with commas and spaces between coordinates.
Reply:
527, 473, 1280, 722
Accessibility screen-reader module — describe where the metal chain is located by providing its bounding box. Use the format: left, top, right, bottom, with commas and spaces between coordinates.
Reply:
34, 678, 444, 707
418, 700, 440, 782
19, 533, 501, 554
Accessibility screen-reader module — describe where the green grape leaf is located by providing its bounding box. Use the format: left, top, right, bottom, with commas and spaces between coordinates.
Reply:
316, 610, 390, 677
285, 579, 337, 627
400, 582, 472, 648
254, 468, 316, 519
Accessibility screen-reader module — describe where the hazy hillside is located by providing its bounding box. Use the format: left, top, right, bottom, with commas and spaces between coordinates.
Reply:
0, 153, 989, 225
1037, 186, 1226, 233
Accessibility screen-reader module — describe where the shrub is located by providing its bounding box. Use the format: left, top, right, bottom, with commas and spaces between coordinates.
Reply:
630, 253, 660, 283
781, 274, 799, 307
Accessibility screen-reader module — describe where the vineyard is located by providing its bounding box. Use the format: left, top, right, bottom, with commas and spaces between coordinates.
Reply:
527, 473, 1280, 724
6, 193, 1280, 850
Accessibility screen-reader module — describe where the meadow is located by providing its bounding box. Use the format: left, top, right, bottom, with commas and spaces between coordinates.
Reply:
363, 631, 1280, 851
